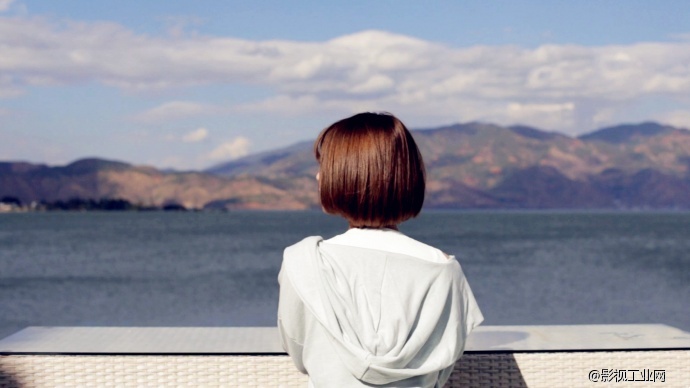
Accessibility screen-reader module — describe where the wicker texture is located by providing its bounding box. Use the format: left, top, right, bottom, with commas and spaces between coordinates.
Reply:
450, 351, 689, 387
1, 351, 688, 387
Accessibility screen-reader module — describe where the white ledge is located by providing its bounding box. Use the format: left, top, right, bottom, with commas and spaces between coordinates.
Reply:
1, 324, 689, 355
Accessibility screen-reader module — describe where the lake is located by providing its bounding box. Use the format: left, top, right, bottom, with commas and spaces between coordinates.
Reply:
1, 210, 689, 340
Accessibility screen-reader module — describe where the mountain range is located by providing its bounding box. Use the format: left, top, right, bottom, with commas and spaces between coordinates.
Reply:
2, 122, 690, 210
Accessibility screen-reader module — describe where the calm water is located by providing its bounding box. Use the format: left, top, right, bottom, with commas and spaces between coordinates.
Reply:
1, 211, 689, 339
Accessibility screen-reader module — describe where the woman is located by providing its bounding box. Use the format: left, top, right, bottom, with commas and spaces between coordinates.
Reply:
278, 112, 483, 387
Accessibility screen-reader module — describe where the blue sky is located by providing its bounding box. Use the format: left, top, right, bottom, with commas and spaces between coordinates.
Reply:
2, 0, 690, 169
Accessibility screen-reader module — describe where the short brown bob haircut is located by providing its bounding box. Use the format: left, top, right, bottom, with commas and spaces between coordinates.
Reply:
314, 112, 425, 228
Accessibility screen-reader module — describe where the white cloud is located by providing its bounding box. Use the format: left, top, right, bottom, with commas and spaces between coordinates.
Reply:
508, 102, 575, 115
3, 15, 690, 132
159, 15, 204, 38
0, 0, 14, 12
235, 94, 347, 116
207, 137, 251, 161
131, 101, 217, 123
505, 102, 576, 129
591, 107, 616, 126
349, 74, 395, 95
182, 127, 208, 143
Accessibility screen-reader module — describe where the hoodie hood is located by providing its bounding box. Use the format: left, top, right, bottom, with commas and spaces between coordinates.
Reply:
281, 236, 482, 385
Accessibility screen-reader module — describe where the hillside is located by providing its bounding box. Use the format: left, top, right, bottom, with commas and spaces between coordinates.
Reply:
206, 121, 690, 209
0, 158, 316, 210
2, 122, 690, 210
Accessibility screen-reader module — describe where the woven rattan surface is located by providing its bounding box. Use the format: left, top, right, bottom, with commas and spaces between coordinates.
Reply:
1, 350, 688, 387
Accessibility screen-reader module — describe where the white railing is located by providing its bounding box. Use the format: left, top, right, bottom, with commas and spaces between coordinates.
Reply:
1, 325, 689, 387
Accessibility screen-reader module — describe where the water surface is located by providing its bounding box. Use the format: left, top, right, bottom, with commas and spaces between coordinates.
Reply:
1, 211, 688, 339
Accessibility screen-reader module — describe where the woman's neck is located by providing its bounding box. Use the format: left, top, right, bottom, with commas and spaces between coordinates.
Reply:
348, 224, 399, 231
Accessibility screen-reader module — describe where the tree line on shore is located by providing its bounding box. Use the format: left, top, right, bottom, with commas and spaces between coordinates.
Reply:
0, 196, 190, 212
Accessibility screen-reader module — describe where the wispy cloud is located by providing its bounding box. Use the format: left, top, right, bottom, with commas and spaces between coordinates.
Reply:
507, 102, 576, 129
2, 15, 690, 133
207, 137, 251, 161
182, 127, 209, 143
0, 0, 14, 12
0, 74, 24, 98
131, 101, 218, 123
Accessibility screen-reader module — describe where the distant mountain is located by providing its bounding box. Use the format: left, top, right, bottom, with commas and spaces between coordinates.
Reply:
488, 166, 611, 208
206, 140, 314, 179
508, 125, 568, 141
2, 121, 690, 210
205, 121, 690, 209
578, 122, 676, 143
0, 158, 316, 210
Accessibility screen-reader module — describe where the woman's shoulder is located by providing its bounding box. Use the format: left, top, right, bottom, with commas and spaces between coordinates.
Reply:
325, 228, 451, 263
283, 236, 323, 262
286, 235, 324, 248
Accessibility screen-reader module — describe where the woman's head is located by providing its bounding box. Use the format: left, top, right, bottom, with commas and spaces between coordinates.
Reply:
314, 112, 425, 228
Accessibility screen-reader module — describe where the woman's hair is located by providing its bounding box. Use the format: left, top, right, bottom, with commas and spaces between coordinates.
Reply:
314, 112, 425, 228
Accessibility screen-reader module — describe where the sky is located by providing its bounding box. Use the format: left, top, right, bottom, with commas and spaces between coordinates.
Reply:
2, 0, 690, 170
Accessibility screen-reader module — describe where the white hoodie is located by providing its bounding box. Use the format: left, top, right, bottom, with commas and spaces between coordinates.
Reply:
278, 232, 483, 387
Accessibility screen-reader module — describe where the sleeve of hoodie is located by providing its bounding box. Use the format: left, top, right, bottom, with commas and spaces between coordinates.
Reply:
459, 264, 484, 337
277, 263, 308, 374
